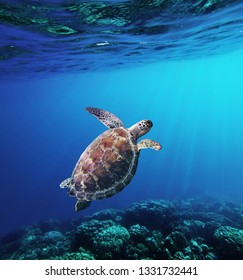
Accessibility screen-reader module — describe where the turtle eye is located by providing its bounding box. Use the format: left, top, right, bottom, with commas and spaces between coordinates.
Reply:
139, 120, 153, 131
146, 120, 153, 127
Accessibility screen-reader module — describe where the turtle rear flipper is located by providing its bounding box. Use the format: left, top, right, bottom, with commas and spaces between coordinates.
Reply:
60, 178, 72, 188
75, 200, 91, 211
60, 177, 77, 197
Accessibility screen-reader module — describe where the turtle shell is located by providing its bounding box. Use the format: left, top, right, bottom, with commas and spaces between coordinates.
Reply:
69, 127, 139, 201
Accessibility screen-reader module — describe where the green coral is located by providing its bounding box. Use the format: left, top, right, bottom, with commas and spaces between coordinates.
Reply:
88, 209, 123, 222
164, 231, 188, 255
7, 227, 71, 259
126, 242, 149, 259
214, 226, 243, 259
129, 224, 149, 243
51, 247, 95, 260
1, 198, 243, 260
124, 200, 176, 233
75, 219, 116, 242
93, 225, 130, 259
74, 219, 130, 259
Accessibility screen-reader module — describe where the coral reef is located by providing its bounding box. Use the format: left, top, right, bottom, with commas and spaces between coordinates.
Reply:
123, 200, 176, 234
213, 226, 243, 259
0, 197, 243, 260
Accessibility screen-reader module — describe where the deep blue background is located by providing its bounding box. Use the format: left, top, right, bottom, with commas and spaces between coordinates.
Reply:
1, 50, 243, 237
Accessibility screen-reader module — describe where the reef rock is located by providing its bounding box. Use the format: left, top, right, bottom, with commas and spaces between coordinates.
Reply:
1, 197, 243, 260
128, 224, 149, 243
123, 200, 176, 234
87, 208, 123, 223
214, 226, 243, 259
93, 225, 130, 259
73, 219, 130, 259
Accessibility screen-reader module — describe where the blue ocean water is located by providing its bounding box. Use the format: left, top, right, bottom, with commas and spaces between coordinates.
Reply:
1, 0, 243, 240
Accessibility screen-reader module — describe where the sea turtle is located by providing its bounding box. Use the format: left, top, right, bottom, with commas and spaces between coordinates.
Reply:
60, 107, 162, 211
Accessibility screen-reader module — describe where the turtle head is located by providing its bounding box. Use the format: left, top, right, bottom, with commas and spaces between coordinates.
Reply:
129, 120, 153, 139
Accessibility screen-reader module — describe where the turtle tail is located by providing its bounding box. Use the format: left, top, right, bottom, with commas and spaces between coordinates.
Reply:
75, 200, 91, 211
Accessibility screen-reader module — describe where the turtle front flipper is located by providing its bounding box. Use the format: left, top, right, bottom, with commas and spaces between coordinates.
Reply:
137, 139, 162, 151
75, 200, 91, 211
86, 107, 124, 129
